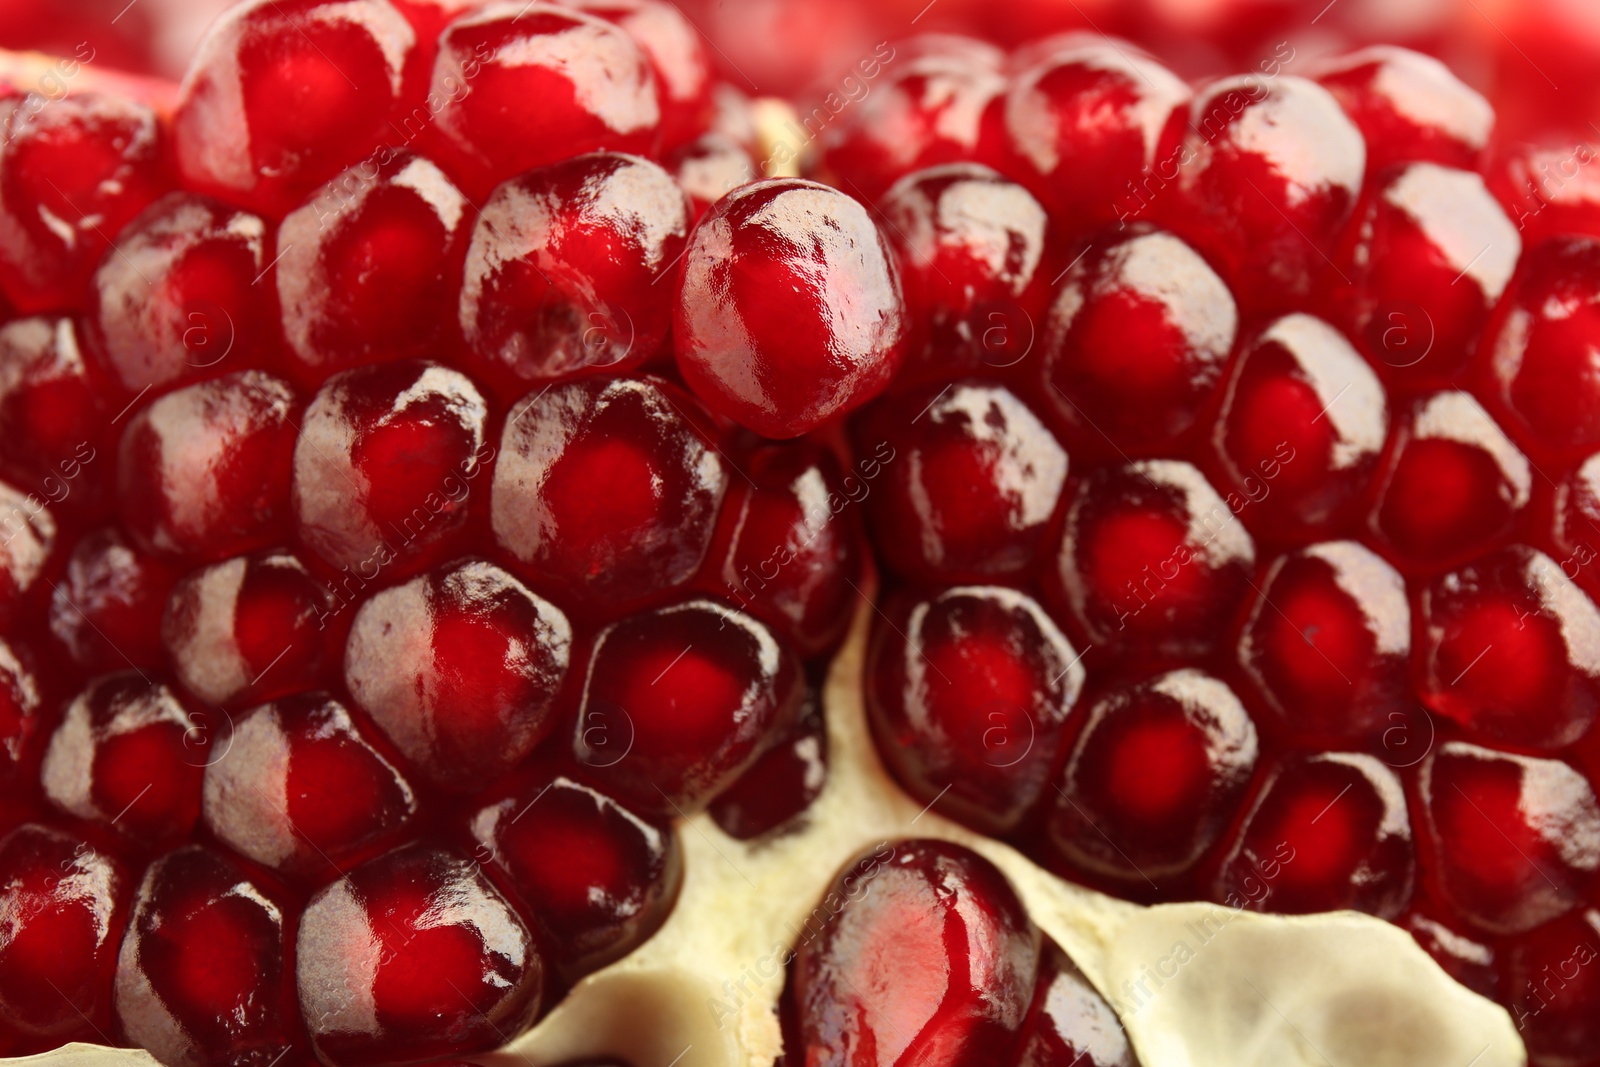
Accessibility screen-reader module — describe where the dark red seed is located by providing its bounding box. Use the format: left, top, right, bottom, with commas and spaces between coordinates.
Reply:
1505, 908, 1600, 1065
1401, 910, 1499, 1003
1049, 669, 1256, 887
866, 586, 1085, 836
345, 559, 571, 793
0, 641, 44, 792
0, 480, 57, 629
1312, 46, 1493, 174
709, 682, 827, 840
573, 599, 801, 817
558, 0, 716, 149
0, 317, 110, 509
49, 527, 179, 672
468, 771, 681, 978
1013, 940, 1137, 1067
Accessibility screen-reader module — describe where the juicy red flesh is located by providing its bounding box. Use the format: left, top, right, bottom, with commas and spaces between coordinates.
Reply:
1013, 941, 1137, 1067
791, 839, 1040, 1067
50, 527, 178, 672
709, 679, 828, 839
1312, 46, 1492, 175
0, 317, 111, 510
468, 770, 681, 977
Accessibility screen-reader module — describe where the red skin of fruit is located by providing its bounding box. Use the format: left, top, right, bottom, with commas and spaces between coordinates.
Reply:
1311, 46, 1493, 175
113, 845, 299, 1067
173, 0, 418, 217
1416, 546, 1600, 750
162, 550, 340, 709
855, 380, 1067, 582
878, 164, 1051, 384
202, 693, 416, 882
792, 838, 1040, 1067
491, 375, 727, 613
1400, 910, 1499, 1003
0, 640, 44, 792
0, 479, 59, 628
1236, 541, 1412, 745
48, 527, 179, 672
1480, 236, 1600, 463
458, 152, 691, 395
292, 360, 490, 578
1326, 162, 1519, 388
297, 844, 543, 1067
345, 558, 572, 793
427, 3, 661, 199
1211, 752, 1414, 920
1419, 742, 1600, 935
700, 441, 864, 659
1013, 940, 1137, 1067
468, 768, 682, 978
867, 586, 1086, 837
669, 133, 758, 222
573, 598, 802, 817
1365, 390, 1531, 572
0, 90, 166, 317
86, 192, 282, 394
276, 152, 471, 385
1006, 40, 1189, 234
1211, 313, 1387, 539
117, 369, 299, 563
557, 0, 716, 150
709, 679, 827, 839
39, 674, 209, 848
674, 178, 909, 439
816, 39, 1007, 206
1505, 907, 1600, 1065
1051, 459, 1256, 662
1048, 669, 1257, 891
1040, 228, 1237, 455
1166, 75, 1365, 312
0, 824, 128, 1048
0, 317, 112, 513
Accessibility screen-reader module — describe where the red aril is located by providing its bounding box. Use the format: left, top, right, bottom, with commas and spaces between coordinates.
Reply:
1312, 46, 1493, 174
49, 527, 178, 672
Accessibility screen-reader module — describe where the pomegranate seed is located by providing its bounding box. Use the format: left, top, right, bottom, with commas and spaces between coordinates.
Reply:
1051, 460, 1255, 661
468, 769, 681, 976
1419, 741, 1600, 934
202, 694, 416, 880
0, 480, 58, 628
1552, 452, 1600, 597
276, 153, 471, 384
1236, 541, 1411, 744
0, 641, 44, 792
1168, 76, 1364, 310
173, 0, 418, 216
1210, 752, 1414, 919
428, 3, 660, 197
879, 164, 1050, 383
0, 92, 168, 313
1048, 669, 1256, 888
573, 599, 802, 817
1401, 910, 1499, 1002
163, 551, 339, 708
48, 527, 179, 672
1040, 228, 1236, 453
292, 360, 489, 577
0, 317, 110, 510
1417, 546, 1600, 749
558, 0, 715, 149
1505, 908, 1600, 1065
791, 839, 1040, 1067
1480, 236, 1600, 461
0, 824, 127, 1046
669, 133, 757, 221
1366, 390, 1531, 571
1312, 46, 1493, 174
297, 844, 543, 1066
1211, 313, 1387, 538
855, 381, 1067, 582
1013, 940, 1137, 1067
345, 559, 572, 792
458, 152, 690, 394
117, 370, 298, 562
1327, 163, 1519, 386
491, 375, 726, 612
113, 845, 297, 1067
1488, 139, 1600, 247
40, 675, 209, 847
86, 193, 281, 393
816, 39, 1006, 205
701, 442, 863, 658
866, 586, 1085, 835
674, 178, 909, 439
709, 681, 827, 839
1006, 40, 1188, 233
